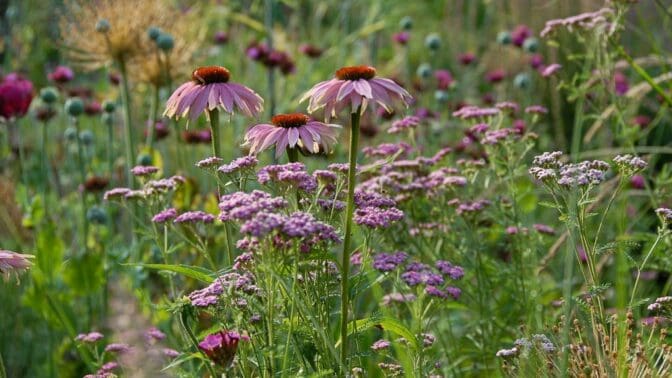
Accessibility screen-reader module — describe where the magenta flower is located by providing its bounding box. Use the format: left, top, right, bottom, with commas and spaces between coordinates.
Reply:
198, 330, 248, 368
48, 65, 75, 84
0, 250, 34, 281
0, 73, 33, 121
244, 113, 341, 158
164, 66, 263, 121
301, 65, 412, 119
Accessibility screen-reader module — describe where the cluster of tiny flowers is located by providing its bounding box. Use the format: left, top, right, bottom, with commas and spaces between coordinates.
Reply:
218, 190, 287, 222
76, 331, 104, 343
533, 223, 556, 235
452, 105, 500, 120
540, 8, 614, 38
354, 204, 404, 229
173, 211, 216, 224
362, 142, 413, 158
495, 101, 520, 113
613, 154, 647, 174
530, 152, 609, 188
453, 199, 491, 215
105, 176, 185, 201
495, 347, 519, 358
381, 292, 417, 305
372, 251, 408, 272
647, 296, 672, 312
656, 208, 672, 225
524, 105, 548, 115
196, 156, 224, 169
481, 128, 517, 145
188, 272, 261, 308
400, 261, 463, 300
315, 198, 346, 211
152, 208, 178, 223
130, 165, 159, 177
371, 339, 391, 351
328, 163, 356, 174
218, 155, 258, 174
388, 115, 420, 134
240, 211, 341, 249
257, 163, 317, 192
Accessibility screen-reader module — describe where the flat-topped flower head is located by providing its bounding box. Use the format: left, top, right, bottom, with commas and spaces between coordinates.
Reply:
243, 113, 341, 158
0, 250, 34, 282
301, 65, 412, 120
164, 65, 263, 121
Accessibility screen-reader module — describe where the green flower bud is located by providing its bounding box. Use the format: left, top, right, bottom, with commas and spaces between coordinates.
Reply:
147, 26, 162, 41
156, 33, 174, 52
523, 38, 539, 53
513, 73, 531, 89
417, 63, 432, 79
497, 31, 512, 45
400, 16, 413, 30
425, 33, 441, 50
102, 100, 116, 113
95, 19, 110, 33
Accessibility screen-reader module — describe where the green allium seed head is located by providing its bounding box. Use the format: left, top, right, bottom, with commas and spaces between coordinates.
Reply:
497, 31, 512, 45
40, 87, 59, 104
156, 33, 174, 52
102, 100, 116, 113
400, 16, 413, 30
95, 18, 110, 33
80, 130, 94, 145
137, 154, 153, 166
65, 97, 84, 117
523, 38, 539, 53
147, 26, 162, 41
417, 63, 432, 79
425, 33, 441, 50
64, 127, 77, 142
514, 73, 531, 89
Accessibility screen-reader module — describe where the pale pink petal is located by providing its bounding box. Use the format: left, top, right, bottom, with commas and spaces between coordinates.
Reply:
353, 79, 373, 98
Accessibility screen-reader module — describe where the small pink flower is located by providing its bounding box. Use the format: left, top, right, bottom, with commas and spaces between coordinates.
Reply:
244, 113, 340, 158
301, 65, 412, 120
164, 66, 263, 121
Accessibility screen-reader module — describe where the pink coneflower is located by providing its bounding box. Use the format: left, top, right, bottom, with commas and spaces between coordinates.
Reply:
301, 65, 412, 119
164, 66, 263, 121
0, 250, 34, 281
244, 113, 340, 159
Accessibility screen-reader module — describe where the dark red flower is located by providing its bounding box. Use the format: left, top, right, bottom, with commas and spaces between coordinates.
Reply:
48, 66, 75, 84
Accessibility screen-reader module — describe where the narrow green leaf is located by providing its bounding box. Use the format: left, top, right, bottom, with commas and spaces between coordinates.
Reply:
127, 263, 215, 283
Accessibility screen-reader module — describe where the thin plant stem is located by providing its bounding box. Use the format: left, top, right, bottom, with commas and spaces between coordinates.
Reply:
41, 119, 49, 202
105, 115, 114, 182
117, 58, 136, 188
208, 109, 222, 192
340, 107, 360, 374
146, 84, 160, 151
281, 250, 300, 376
15, 120, 27, 186
629, 231, 665, 307
73, 117, 89, 254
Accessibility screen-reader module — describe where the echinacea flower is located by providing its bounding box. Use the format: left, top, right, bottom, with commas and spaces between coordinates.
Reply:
164, 66, 264, 121
301, 65, 412, 119
0, 250, 34, 281
243, 113, 341, 158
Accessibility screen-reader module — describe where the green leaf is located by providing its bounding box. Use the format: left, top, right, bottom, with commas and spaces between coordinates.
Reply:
346, 316, 418, 350
128, 263, 215, 283
35, 220, 64, 280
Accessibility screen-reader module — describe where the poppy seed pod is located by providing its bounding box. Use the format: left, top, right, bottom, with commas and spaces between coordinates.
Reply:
497, 31, 512, 45
80, 130, 94, 145
95, 18, 110, 33
400, 16, 413, 30
417, 63, 432, 79
425, 33, 441, 50
156, 33, 174, 51
40, 87, 58, 104
523, 38, 539, 53
102, 100, 115, 113
147, 26, 161, 41
514, 73, 531, 89
65, 97, 84, 117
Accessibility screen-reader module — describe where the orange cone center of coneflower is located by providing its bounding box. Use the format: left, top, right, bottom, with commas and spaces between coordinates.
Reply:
271, 113, 310, 128
335, 65, 376, 81
192, 66, 230, 84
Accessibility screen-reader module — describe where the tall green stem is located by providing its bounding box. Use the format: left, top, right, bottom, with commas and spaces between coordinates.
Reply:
208, 109, 222, 192
146, 84, 160, 151
41, 119, 49, 201
15, 121, 27, 186
105, 114, 114, 182
180, 310, 218, 378
73, 117, 89, 254
118, 58, 136, 188
340, 108, 360, 374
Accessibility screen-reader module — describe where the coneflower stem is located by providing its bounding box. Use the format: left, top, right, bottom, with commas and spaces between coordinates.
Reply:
180, 310, 218, 378
73, 117, 89, 254
340, 107, 360, 374
286, 147, 299, 163
208, 109, 222, 193
117, 59, 136, 188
